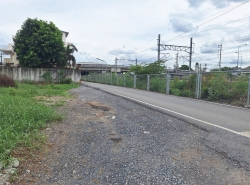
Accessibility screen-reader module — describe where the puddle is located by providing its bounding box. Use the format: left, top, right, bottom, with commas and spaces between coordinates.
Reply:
86, 102, 110, 111
109, 138, 122, 143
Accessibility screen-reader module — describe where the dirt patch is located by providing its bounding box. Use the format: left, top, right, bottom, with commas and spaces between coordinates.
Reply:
86, 101, 111, 111
11, 96, 114, 184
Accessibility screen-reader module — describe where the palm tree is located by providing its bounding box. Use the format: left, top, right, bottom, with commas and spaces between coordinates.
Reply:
66, 44, 78, 68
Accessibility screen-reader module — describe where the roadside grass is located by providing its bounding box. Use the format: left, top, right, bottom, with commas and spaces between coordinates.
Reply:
0, 83, 79, 166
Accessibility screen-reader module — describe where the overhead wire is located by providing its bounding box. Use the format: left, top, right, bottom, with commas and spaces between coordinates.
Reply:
134, 0, 250, 52
163, 0, 250, 43
163, 16, 249, 42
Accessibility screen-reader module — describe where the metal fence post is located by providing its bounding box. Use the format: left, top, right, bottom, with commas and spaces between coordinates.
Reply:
166, 74, 170, 95
134, 75, 136, 88
247, 72, 250, 107
124, 75, 126, 87
147, 75, 150, 91
116, 75, 118, 86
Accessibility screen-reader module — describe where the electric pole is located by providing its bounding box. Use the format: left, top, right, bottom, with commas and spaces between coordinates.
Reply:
175, 53, 179, 72
218, 44, 222, 72
115, 57, 117, 73
189, 38, 193, 72
157, 34, 160, 61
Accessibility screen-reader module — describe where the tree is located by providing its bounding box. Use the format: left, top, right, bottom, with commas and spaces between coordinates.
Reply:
179, 65, 189, 70
13, 18, 67, 67
129, 60, 165, 75
66, 44, 78, 68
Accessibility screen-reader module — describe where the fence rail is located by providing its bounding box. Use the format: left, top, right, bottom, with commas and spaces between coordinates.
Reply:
82, 71, 250, 108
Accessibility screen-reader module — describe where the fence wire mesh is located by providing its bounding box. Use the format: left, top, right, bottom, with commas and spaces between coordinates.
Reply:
82, 71, 250, 108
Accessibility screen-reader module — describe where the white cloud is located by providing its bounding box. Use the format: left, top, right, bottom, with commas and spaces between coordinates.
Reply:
0, 0, 249, 69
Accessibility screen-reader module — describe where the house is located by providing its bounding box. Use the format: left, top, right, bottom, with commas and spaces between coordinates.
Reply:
0, 30, 71, 66
0, 44, 19, 66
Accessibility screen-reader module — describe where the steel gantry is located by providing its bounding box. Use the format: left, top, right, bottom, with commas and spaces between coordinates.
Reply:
115, 58, 137, 72
157, 34, 193, 71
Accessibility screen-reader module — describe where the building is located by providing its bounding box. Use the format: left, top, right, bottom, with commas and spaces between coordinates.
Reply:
0, 44, 19, 66
0, 30, 70, 66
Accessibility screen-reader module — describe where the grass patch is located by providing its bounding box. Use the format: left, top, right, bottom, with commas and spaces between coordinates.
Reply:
0, 83, 79, 165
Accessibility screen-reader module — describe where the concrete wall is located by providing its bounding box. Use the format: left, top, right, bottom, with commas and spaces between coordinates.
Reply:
0, 66, 81, 83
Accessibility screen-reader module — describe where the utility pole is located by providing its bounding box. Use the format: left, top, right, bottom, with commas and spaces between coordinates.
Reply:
136, 58, 137, 66
204, 63, 207, 72
189, 38, 193, 72
175, 53, 179, 72
218, 44, 222, 71
157, 34, 160, 61
115, 57, 117, 73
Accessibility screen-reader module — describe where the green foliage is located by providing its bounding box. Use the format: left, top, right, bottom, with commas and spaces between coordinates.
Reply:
170, 76, 196, 97
179, 65, 189, 70
58, 70, 73, 84
129, 60, 165, 75
42, 71, 53, 84
60, 78, 73, 84
13, 18, 67, 67
66, 44, 78, 68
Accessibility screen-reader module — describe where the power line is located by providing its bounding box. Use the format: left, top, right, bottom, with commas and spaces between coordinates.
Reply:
194, 27, 250, 45
163, 0, 250, 43
134, 1, 250, 53
163, 16, 249, 42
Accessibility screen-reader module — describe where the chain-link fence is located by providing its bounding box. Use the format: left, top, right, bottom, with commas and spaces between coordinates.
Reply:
82, 71, 250, 108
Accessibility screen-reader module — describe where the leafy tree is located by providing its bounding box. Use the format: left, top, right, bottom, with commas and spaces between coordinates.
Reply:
129, 60, 165, 75
179, 65, 189, 70
13, 18, 67, 67
66, 44, 78, 68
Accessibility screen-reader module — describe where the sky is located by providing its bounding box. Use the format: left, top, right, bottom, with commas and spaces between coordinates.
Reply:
0, 0, 250, 70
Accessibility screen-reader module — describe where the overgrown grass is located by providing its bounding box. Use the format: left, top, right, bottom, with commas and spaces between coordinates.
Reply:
0, 83, 79, 165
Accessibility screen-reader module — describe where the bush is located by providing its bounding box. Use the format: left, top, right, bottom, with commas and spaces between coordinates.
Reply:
42, 71, 53, 84
0, 74, 16, 87
60, 78, 72, 84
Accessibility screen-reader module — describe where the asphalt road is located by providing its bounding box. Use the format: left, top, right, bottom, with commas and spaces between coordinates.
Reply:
83, 82, 250, 136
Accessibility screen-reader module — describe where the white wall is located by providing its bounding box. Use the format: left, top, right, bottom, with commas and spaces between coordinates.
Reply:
0, 67, 81, 83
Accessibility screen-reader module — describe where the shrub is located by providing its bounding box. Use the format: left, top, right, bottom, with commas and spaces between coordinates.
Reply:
60, 78, 72, 84
0, 74, 16, 87
42, 71, 53, 84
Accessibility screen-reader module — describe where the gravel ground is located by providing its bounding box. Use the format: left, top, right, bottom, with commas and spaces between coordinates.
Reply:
25, 85, 250, 184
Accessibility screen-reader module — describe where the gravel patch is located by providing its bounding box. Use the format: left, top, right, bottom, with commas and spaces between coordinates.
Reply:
31, 85, 250, 185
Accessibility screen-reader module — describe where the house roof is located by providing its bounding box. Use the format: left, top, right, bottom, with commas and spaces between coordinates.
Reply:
61, 31, 69, 37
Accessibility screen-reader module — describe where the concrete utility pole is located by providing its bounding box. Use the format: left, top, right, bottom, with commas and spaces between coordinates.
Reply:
237, 44, 247, 68
175, 53, 179, 72
218, 44, 222, 72
157, 34, 161, 61
189, 38, 193, 72
115, 57, 117, 73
